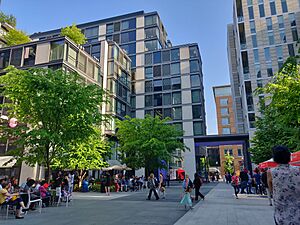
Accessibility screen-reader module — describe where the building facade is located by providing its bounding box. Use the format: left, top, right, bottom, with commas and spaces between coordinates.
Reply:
229, 0, 300, 138
213, 85, 244, 176
0, 36, 103, 181
30, 11, 206, 177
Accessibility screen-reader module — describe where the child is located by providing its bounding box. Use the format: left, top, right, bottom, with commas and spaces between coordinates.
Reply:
180, 186, 193, 210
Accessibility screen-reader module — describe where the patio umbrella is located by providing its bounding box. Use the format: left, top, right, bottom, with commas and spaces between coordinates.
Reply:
290, 151, 300, 166
258, 158, 278, 169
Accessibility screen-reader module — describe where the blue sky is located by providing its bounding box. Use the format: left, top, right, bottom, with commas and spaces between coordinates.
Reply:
1, 0, 233, 135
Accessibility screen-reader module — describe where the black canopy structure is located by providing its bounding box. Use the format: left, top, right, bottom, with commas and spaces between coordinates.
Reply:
194, 133, 251, 173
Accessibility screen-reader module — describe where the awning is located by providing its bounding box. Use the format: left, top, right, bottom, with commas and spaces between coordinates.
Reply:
0, 156, 17, 168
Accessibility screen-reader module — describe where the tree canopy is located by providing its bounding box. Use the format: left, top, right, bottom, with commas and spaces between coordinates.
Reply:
250, 59, 300, 164
0, 67, 107, 180
61, 24, 86, 45
3, 29, 31, 46
116, 115, 188, 174
0, 11, 16, 27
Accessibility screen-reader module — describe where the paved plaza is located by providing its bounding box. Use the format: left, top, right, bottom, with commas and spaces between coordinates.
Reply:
0, 182, 216, 225
0, 182, 276, 225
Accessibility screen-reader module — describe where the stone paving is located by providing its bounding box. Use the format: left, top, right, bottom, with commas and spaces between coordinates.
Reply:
0, 182, 216, 225
175, 182, 275, 225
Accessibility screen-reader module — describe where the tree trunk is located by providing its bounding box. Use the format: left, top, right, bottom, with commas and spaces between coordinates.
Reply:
46, 163, 51, 183
78, 170, 86, 188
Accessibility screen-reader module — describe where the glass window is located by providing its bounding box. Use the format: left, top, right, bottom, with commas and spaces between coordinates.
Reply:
193, 122, 203, 136
220, 98, 228, 106
50, 40, 64, 61
268, 31, 275, 45
259, 4, 265, 17
189, 46, 198, 58
163, 108, 172, 119
255, 64, 261, 78
266, 17, 272, 30
170, 63, 180, 75
172, 92, 181, 104
114, 22, 120, 32
276, 45, 283, 61
250, 21, 256, 33
221, 108, 229, 116
145, 27, 159, 39
145, 53, 152, 65
153, 51, 161, 64
145, 110, 153, 116
171, 77, 181, 90
257, 80, 263, 88
222, 118, 229, 125
106, 35, 113, 41
162, 64, 170, 76
172, 107, 182, 120
264, 47, 271, 62
248, 113, 256, 128
113, 34, 120, 44
162, 50, 170, 62
192, 90, 201, 103
278, 15, 284, 29
145, 80, 153, 92
10, 48, 22, 67
121, 31, 136, 43
85, 26, 99, 38
145, 95, 153, 107
252, 35, 257, 48
121, 18, 136, 30
78, 52, 87, 72
222, 128, 231, 134
238, 149, 243, 157
248, 6, 254, 20
163, 78, 171, 90
173, 122, 183, 132
289, 13, 296, 27
267, 62, 273, 77
145, 15, 157, 26
163, 93, 171, 105
145, 67, 153, 79
281, 0, 288, 13
171, 49, 180, 61
270, 1, 276, 15
154, 93, 162, 106
153, 79, 162, 92
192, 105, 202, 119
153, 65, 161, 77
130, 55, 136, 68
23, 45, 36, 66
190, 60, 200, 73
106, 23, 113, 34
0, 50, 10, 69
191, 75, 201, 87
67, 46, 77, 67
280, 30, 286, 43
292, 27, 299, 41
288, 44, 295, 57
145, 40, 159, 51
253, 49, 259, 64
121, 43, 136, 55
247, 0, 253, 5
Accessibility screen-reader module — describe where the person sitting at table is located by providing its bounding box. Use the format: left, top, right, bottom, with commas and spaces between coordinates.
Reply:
21, 179, 39, 210
39, 180, 50, 207
0, 181, 29, 219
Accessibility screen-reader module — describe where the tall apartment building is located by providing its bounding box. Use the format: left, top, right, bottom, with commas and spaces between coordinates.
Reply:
12, 11, 205, 177
213, 85, 244, 176
229, 0, 300, 137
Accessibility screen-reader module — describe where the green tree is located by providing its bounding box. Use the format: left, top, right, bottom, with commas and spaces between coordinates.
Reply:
224, 153, 234, 174
116, 115, 188, 176
3, 29, 31, 46
251, 60, 300, 163
0, 67, 106, 181
0, 11, 16, 27
53, 128, 111, 187
61, 24, 86, 45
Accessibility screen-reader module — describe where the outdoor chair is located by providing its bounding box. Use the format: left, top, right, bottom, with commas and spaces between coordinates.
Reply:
0, 202, 16, 219
25, 190, 42, 214
55, 187, 72, 207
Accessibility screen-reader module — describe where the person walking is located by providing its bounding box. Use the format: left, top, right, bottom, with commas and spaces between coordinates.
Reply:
158, 173, 166, 199
239, 168, 249, 194
267, 146, 300, 225
231, 172, 239, 199
261, 168, 272, 206
147, 173, 159, 200
193, 173, 205, 201
253, 168, 262, 195
104, 172, 111, 196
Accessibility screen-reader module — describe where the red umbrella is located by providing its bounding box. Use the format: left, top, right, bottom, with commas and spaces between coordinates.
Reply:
290, 151, 300, 166
259, 158, 278, 169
